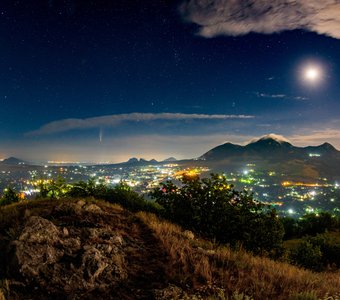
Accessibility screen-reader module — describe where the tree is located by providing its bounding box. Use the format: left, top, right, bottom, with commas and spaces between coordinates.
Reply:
37, 177, 70, 199
66, 178, 106, 198
290, 240, 323, 271
290, 233, 340, 271
281, 217, 299, 240
299, 212, 338, 236
0, 187, 20, 206
150, 173, 284, 255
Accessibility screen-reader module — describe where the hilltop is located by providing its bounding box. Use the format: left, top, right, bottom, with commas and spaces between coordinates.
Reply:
0, 198, 339, 300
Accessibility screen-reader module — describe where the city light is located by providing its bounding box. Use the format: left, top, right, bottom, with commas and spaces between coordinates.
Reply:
1, 160, 338, 218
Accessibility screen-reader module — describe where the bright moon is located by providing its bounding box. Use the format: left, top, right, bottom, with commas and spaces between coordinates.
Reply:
305, 68, 319, 81
302, 65, 323, 84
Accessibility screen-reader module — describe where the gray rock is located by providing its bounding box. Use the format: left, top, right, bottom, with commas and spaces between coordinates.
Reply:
13, 214, 127, 296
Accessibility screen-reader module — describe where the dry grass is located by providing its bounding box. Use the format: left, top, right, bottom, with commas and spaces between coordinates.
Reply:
137, 212, 340, 300
1, 199, 339, 300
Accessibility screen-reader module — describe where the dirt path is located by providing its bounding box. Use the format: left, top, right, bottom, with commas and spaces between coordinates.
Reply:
115, 214, 170, 299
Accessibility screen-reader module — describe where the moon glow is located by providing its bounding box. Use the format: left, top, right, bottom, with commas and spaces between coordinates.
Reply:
305, 68, 319, 81
302, 64, 323, 85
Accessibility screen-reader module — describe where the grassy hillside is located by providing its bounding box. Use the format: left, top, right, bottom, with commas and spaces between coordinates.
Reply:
0, 198, 339, 300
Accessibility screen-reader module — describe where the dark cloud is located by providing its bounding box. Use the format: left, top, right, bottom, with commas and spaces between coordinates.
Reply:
180, 0, 340, 38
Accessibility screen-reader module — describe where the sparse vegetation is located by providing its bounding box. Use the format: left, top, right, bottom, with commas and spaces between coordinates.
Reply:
137, 211, 340, 299
282, 213, 339, 240
289, 233, 340, 271
0, 174, 339, 298
0, 198, 339, 299
35, 177, 162, 214
150, 173, 284, 256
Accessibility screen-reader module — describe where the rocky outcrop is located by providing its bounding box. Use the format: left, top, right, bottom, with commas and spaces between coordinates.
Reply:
2, 200, 170, 300
12, 203, 127, 299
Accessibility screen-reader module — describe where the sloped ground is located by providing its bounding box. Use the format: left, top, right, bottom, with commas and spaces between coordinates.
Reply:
0, 199, 170, 300
0, 199, 339, 300
137, 212, 340, 300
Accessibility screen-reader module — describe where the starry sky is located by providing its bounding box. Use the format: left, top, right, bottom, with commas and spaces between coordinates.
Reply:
1, 0, 340, 163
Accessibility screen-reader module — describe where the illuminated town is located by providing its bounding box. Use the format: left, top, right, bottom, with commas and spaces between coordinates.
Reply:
0, 161, 338, 218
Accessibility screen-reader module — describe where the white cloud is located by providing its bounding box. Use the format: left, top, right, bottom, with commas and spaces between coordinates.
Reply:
180, 0, 340, 39
255, 92, 308, 101
248, 133, 291, 144
27, 112, 254, 136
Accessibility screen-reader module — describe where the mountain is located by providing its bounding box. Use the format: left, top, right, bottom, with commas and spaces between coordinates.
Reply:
201, 135, 339, 161
201, 135, 292, 161
202, 142, 242, 161
125, 158, 158, 164
246, 135, 293, 152
0, 157, 27, 165
200, 134, 340, 179
162, 157, 177, 162
304, 142, 338, 154
126, 157, 139, 164
106, 157, 160, 167
139, 158, 158, 164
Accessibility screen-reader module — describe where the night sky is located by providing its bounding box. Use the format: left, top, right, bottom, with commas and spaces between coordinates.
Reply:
1, 0, 340, 162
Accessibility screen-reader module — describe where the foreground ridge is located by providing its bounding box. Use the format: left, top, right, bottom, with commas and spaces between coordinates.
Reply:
0, 198, 339, 300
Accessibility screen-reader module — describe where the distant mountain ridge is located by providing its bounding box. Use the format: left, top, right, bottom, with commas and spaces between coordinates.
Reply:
162, 157, 177, 162
122, 157, 177, 166
0, 157, 27, 165
1, 135, 339, 182
199, 134, 340, 180
201, 134, 339, 161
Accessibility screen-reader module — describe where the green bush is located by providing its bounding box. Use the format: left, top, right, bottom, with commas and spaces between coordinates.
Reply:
37, 177, 70, 199
36, 178, 162, 214
0, 187, 20, 206
281, 213, 339, 240
290, 233, 340, 271
299, 212, 338, 236
281, 217, 300, 240
150, 173, 284, 255
102, 182, 163, 214
290, 240, 323, 271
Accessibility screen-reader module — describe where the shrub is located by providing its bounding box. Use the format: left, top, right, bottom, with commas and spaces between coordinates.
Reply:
290, 240, 323, 271
37, 177, 70, 199
102, 182, 163, 214
37, 178, 162, 214
281, 217, 300, 240
150, 173, 284, 255
298, 212, 338, 236
0, 187, 20, 206
289, 233, 340, 271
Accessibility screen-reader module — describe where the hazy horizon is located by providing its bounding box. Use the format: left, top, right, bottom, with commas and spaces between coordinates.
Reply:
1, 132, 339, 164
